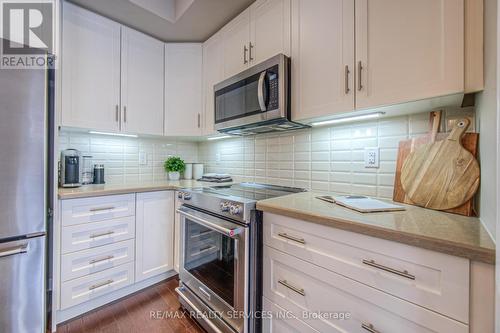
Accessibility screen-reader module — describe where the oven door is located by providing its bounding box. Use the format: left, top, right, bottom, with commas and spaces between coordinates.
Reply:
214, 54, 288, 131
178, 205, 247, 333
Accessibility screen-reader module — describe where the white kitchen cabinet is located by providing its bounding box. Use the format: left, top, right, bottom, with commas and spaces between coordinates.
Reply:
61, 2, 121, 131
222, 8, 251, 78
355, 0, 464, 109
202, 33, 224, 136
290, 0, 355, 121
135, 191, 175, 282
164, 44, 203, 136
249, 0, 291, 64
121, 27, 164, 136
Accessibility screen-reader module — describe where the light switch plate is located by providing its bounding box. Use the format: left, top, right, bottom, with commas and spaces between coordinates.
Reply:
364, 147, 379, 168
139, 151, 147, 165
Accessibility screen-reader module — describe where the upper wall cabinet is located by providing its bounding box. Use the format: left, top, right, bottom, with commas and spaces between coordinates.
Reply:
62, 2, 121, 132
290, 0, 355, 121
202, 33, 224, 136
222, 0, 291, 79
164, 44, 203, 136
354, 0, 464, 110
121, 27, 164, 136
62, 3, 164, 136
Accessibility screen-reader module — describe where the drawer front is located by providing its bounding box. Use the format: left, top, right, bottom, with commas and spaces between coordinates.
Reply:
61, 262, 134, 309
61, 194, 135, 226
262, 297, 320, 333
61, 239, 135, 282
61, 216, 135, 254
264, 246, 468, 333
263, 213, 469, 322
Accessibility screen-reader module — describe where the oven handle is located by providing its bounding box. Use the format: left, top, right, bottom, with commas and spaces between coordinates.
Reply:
258, 71, 267, 112
177, 207, 244, 239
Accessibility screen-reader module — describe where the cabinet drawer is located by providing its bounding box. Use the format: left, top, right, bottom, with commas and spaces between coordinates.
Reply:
61, 239, 135, 282
264, 246, 468, 333
263, 213, 469, 322
262, 297, 320, 333
61, 216, 135, 254
61, 194, 135, 226
61, 262, 134, 309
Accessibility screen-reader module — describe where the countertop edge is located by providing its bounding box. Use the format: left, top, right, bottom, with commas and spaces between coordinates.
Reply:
256, 202, 496, 265
58, 185, 184, 200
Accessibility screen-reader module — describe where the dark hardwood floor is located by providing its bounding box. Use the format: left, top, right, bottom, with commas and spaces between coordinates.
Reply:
56, 277, 205, 333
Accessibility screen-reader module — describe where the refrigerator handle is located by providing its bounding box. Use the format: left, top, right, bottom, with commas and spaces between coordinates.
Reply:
0, 244, 29, 258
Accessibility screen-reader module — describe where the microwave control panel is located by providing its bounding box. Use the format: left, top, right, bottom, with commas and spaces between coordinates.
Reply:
267, 65, 279, 110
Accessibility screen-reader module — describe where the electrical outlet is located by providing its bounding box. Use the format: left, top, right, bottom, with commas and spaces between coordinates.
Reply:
364, 147, 379, 168
139, 151, 148, 165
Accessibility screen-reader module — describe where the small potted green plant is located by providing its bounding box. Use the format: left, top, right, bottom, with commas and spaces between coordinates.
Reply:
164, 156, 185, 181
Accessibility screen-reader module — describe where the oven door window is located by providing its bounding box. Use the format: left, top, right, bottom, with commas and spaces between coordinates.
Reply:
184, 218, 236, 307
215, 71, 268, 124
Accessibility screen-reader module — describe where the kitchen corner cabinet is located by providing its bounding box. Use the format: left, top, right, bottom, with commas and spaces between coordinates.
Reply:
202, 33, 224, 136
222, 0, 291, 79
135, 191, 175, 282
61, 2, 121, 132
121, 27, 164, 136
291, 0, 467, 122
62, 3, 164, 136
164, 44, 203, 136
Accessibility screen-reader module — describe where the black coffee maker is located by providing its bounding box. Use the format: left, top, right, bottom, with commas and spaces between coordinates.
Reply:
60, 149, 82, 188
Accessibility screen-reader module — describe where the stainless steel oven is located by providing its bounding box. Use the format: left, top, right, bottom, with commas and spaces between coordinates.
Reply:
178, 205, 248, 333
214, 54, 309, 135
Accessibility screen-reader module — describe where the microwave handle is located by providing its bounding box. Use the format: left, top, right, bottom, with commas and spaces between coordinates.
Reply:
258, 71, 267, 112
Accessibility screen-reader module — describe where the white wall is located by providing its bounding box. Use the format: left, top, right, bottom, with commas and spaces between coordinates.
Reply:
476, 0, 498, 237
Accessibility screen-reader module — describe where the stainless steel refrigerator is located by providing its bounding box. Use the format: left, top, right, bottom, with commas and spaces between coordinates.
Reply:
0, 58, 52, 332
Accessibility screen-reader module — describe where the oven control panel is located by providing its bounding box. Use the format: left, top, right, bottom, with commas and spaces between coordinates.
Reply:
220, 201, 242, 216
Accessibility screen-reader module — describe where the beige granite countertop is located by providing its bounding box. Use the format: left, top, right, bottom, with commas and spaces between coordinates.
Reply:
58, 180, 225, 199
256, 191, 495, 264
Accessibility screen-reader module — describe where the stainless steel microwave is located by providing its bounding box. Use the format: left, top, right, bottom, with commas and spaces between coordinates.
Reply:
214, 54, 309, 135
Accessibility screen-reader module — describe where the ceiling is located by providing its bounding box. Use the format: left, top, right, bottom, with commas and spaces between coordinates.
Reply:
67, 0, 254, 42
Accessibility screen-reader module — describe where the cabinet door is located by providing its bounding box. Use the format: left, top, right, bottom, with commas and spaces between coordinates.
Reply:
222, 8, 251, 78
355, 0, 464, 109
121, 27, 164, 136
135, 191, 175, 282
202, 33, 224, 136
250, 0, 291, 64
164, 44, 203, 136
290, 0, 355, 122
61, 2, 120, 131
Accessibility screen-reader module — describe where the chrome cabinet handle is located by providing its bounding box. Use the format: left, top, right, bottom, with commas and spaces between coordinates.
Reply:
123, 106, 127, 122
243, 45, 248, 64
89, 206, 115, 212
362, 323, 381, 333
89, 230, 115, 239
357, 61, 363, 91
89, 279, 114, 291
89, 255, 114, 265
115, 105, 119, 122
344, 65, 350, 94
249, 42, 254, 61
278, 280, 305, 296
362, 259, 415, 280
197, 113, 201, 128
257, 71, 267, 111
277, 232, 305, 245
0, 244, 28, 258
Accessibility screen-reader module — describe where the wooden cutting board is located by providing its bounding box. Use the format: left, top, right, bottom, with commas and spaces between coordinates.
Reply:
400, 119, 480, 211
393, 112, 479, 216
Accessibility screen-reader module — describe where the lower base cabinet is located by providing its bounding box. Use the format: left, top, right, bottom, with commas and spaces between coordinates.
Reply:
135, 191, 175, 282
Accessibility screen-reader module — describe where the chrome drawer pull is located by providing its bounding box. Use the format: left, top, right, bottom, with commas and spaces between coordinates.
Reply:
277, 233, 305, 245
89, 230, 115, 239
0, 244, 28, 258
278, 280, 305, 296
362, 323, 381, 333
362, 259, 415, 280
89, 206, 115, 212
89, 255, 115, 265
89, 279, 114, 291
